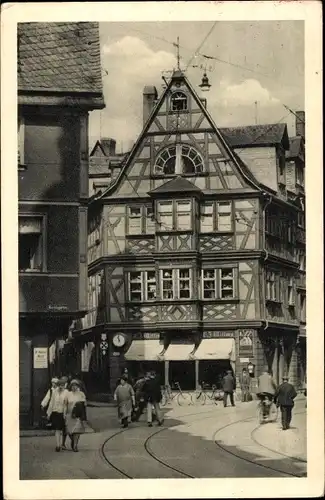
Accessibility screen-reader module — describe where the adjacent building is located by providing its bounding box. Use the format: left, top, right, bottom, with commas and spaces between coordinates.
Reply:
72, 69, 305, 396
18, 22, 104, 426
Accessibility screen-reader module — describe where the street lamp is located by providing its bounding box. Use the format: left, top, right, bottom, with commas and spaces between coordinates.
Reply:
199, 72, 211, 92
247, 361, 255, 377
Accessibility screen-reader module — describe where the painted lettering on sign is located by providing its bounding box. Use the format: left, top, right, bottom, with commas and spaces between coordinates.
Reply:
33, 348, 48, 369
133, 332, 160, 340
203, 331, 234, 339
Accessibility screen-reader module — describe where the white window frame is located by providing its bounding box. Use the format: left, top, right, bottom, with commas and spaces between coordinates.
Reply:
200, 201, 233, 233
288, 277, 295, 306
219, 268, 235, 299
128, 206, 142, 235
296, 165, 304, 186
176, 201, 192, 230
157, 200, 192, 232
201, 267, 236, 300
128, 271, 156, 302
202, 269, 217, 299
18, 214, 46, 272
299, 293, 306, 323
127, 205, 155, 235
266, 271, 276, 301
160, 268, 192, 300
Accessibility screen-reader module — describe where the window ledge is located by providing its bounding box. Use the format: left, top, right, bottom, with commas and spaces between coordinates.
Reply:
200, 231, 234, 236
201, 298, 239, 303
19, 269, 42, 274
266, 299, 283, 304
126, 233, 155, 239
156, 229, 193, 234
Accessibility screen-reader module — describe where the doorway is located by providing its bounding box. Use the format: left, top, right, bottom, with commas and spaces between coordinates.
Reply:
199, 360, 232, 389
169, 361, 195, 390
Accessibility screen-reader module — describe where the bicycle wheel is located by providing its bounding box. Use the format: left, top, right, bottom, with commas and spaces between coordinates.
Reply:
177, 392, 193, 406
269, 403, 278, 422
193, 391, 206, 406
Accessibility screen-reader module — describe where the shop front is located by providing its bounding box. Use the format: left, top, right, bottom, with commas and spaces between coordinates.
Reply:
194, 337, 236, 389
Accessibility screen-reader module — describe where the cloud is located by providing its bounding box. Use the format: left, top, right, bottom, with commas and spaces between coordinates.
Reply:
89, 36, 176, 150
218, 78, 280, 107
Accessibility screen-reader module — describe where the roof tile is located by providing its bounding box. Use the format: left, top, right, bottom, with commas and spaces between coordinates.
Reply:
18, 22, 103, 94
220, 123, 289, 150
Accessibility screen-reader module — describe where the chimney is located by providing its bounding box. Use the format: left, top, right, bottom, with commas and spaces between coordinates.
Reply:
295, 111, 305, 138
100, 138, 116, 156
143, 86, 158, 125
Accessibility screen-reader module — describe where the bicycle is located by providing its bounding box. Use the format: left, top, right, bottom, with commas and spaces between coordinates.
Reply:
174, 382, 193, 406
193, 383, 220, 406
257, 397, 278, 424
161, 384, 178, 406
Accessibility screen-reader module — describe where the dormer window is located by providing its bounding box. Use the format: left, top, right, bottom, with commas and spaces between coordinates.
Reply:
154, 145, 204, 175
171, 91, 188, 112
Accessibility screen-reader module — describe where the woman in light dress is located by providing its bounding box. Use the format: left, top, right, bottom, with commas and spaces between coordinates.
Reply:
114, 375, 135, 428
43, 377, 69, 451
65, 379, 87, 452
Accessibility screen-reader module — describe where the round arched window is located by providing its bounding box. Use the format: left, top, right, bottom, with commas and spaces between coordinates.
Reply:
154, 144, 204, 175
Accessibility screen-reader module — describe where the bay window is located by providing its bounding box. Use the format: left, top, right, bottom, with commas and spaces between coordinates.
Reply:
160, 268, 192, 300
200, 201, 233, 233
157, 199, 192, 231
202, 268, 236, 299
128, 271, 156, 302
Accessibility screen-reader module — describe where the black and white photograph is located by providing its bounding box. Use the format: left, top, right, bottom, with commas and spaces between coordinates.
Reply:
2, 2, 323, 499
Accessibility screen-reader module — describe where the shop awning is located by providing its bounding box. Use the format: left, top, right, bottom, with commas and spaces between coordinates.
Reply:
194, 338, 236, 361
124, 340, 164, 361
163, 343, 195, 361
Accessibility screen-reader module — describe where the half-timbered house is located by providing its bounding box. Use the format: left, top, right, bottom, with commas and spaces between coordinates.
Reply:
73, 69, 306, 396
18, 22, 104, 426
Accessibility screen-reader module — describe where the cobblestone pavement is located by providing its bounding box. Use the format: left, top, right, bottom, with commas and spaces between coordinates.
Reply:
20, 398, 307, 480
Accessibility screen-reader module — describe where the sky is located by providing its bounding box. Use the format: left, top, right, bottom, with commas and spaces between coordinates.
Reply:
89, 21, 304, 153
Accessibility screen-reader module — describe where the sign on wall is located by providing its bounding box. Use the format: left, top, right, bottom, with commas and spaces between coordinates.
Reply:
203, 331, 235, 339
133, 332, 160, 340
238, 329, 254, 355
33, 347, 48, 369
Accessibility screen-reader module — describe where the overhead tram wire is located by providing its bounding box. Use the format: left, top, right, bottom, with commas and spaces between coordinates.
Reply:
185, 21, 218, 71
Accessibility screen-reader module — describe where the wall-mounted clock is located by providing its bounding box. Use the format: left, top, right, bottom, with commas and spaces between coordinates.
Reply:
112, 333, 126, 348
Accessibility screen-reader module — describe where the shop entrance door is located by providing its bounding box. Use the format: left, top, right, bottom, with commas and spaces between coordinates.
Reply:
169, 361, 195, 390
199, 360, 232, 389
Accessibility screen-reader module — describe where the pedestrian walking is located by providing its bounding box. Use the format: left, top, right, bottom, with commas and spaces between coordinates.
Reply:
65, 379, 87, 451
222, 370, 236, 407
274, 375, 297, 430
40, 377, 59, 428
240, 368, 251, 402
114, 375, 135, 428
143, 371, 163, 427
132, 373, 147, 422
45, 377, 69, 452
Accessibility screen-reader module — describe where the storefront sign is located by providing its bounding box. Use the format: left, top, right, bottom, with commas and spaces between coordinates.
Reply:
238, 329, 254, 355
133, 332, 160, 340
33, 348, 48, 369
240, 357, 250, 363
203, 331, 234, 339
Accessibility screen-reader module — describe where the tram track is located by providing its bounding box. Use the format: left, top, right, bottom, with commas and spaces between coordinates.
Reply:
213, 410, 306, 478
100, 404, 306, 479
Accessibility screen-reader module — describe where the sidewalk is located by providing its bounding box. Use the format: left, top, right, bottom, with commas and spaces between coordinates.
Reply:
253, 408, 307, 462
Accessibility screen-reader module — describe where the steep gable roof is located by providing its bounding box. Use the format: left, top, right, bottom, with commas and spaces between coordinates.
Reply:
220, 124, 290, 150
93, 70, 264, 203
18, 22, 103, 97
149, 176, 202, 195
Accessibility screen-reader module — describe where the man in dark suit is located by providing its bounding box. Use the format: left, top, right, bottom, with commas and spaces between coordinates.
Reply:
274, 375, 297, 430
143, 371, 163, 427
222, 370, 236, 407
